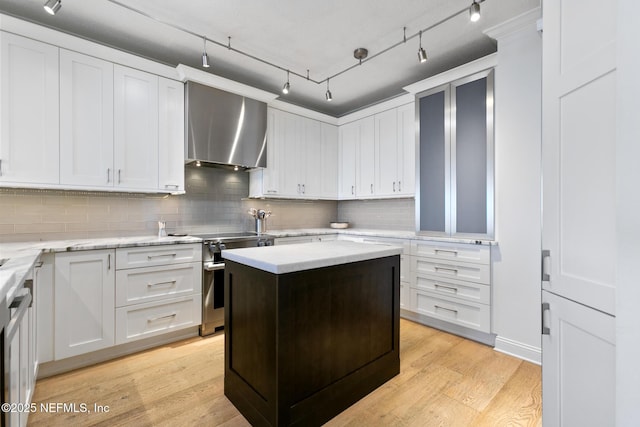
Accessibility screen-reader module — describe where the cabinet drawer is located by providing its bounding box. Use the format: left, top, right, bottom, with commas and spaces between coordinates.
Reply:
115, 263, 202, 307
115, 294, 202, 344
116, 244, 201, 269
411, 256, 490, 284
413, 273, 490, 305
411, 240, 490, 264
411, 289, 490, 333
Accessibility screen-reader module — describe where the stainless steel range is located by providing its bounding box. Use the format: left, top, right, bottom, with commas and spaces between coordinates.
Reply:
193, 232, 274, 336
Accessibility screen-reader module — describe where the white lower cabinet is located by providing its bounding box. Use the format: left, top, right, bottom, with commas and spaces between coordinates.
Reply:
542, 290, 615, 427
54, 250, 116, 360
405, 240, 493, 344
114, 244, 202, 345
46, 244, 201, 364
274, 234, 338, 245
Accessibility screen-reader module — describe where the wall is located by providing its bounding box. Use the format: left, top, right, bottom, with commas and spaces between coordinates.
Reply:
337, 198, 414, 230
486, 10, 542, 364
0, 166, 337, 242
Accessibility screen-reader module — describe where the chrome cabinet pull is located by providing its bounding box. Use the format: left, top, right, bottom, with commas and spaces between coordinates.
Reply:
164, 184, 179, 189
542, 302, 551, 335
147, 253, 177, 259
302, 184, 305, 194
541, 249, 551, 282
147, 313, 177, 322
393, 181, 396, 192
351, 185, 355, 195
107, 168, 111, 183
108, 253, 111, 270
434, 305, 458, 314
435, 249, 458, 256
297, 184, 301, 193
434, 283, 457, 293
435, 266, 458, 274
398, 181, 401, 192
370, 183, 373, 193
118, 169, 121, 184
147, 280, 177, 287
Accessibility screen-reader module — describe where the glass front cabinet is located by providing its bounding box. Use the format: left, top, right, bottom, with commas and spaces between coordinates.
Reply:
416, 70, 494, 239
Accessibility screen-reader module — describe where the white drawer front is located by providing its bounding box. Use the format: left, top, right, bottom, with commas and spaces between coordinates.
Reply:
400, 255, 408, 283
116, 244, 201, 269
411, 240, 490, 264
115, 263, 202, 307
411, 257, 490, 284
115, 295, 202, 344
413, 273, 490, 305
411, 289, 490, 333
400, 282, 410, 310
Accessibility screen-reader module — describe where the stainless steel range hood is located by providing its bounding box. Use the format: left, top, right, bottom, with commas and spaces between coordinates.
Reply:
185, 81, 267, 169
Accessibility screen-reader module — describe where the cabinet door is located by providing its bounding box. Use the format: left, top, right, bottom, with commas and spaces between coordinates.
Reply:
542, 291, 615, 427
114, 65, 159, 190
279, 110, 302, 197
338, 122, 358, 199
319, 123, 338, 199
54, 250, 115, 359
0, 32, 59, 184
397, 103, 415, 196
374, 108, 398, 196
302, 118, 322, 197
261, 108, 282, 195
59, 50, 114, 187
158, 77, 185, 192
357, 116, 375, 197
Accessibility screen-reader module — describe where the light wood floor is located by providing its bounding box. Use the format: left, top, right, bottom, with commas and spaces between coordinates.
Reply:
28, 319, 541, 426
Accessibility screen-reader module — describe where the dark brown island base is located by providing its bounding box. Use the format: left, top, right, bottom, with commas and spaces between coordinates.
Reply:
222, 241, 401, 426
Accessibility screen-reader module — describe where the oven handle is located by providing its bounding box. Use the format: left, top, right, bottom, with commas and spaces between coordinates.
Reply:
204, 262, 225, 272
5, 288, 31, 343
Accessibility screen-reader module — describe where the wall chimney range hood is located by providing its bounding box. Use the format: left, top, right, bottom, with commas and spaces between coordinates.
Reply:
185, 81, 267, 170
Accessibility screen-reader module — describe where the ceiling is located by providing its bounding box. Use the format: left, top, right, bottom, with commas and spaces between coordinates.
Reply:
0, 0, 540, 117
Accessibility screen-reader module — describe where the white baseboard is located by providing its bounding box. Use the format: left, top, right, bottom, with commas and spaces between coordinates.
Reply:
494, 335, 541, 365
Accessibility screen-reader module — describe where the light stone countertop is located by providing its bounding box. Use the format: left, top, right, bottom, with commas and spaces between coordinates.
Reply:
0, 235, 201, 306
222, 240, 402, 274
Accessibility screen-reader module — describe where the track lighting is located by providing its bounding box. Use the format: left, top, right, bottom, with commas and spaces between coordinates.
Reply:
325, 79, 332, 102
418, 31, 427, 63
469, 1, 481, 22
43, 0, 62, 15
201, 37, 210, 68
282, 71, 290, 95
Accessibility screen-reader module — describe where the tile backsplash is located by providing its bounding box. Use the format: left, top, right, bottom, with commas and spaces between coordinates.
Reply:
0, 166, 336, 242
337, 198, 415, 231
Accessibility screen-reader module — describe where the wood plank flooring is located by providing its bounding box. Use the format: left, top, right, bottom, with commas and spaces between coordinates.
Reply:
28, 319, 541, 426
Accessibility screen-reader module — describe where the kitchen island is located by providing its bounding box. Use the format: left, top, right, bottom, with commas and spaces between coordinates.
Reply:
222, 241, 401, 427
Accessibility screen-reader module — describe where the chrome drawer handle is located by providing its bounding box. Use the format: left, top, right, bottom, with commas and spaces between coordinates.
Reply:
147, 280, 177, 287
147, 313, 177, 322
147, 253, 177, 259
435, 249, 458, 256
434, 283, 458, 293
434, 305, 458, 315
164, 184, 179, 189
435, 266, 458, 274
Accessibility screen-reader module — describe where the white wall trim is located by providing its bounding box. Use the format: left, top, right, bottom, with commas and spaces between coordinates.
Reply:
494, 336, 541, 365
268, 99, 339, 125
337, 93, 414, 126
484, 8, 542, 41
402, 53, 497, 95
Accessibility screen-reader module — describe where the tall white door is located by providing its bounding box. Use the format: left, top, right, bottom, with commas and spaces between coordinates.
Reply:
541, 0, 617, 425
397, 102, 416, 196
158, 77, 184, 192
114, 65, 159, 190
59, 50, 114, 187
357, 116, 375, 198
338, 121, 358, 199
319, 122, 338, 199
303, 118, 322, 198
0, 32, 59, 184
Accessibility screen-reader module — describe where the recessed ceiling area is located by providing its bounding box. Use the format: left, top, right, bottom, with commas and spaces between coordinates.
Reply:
0, 0, 540, 116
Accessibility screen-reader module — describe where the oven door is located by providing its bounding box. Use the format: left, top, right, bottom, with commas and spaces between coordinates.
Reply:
200, 262, 225, 336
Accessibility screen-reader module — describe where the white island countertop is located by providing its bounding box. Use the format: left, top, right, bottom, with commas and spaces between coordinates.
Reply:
222, 240, 402, 274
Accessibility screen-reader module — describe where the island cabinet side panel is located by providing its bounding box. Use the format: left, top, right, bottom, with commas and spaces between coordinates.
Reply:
278, 255, 401, 426
224, 261, 278, 427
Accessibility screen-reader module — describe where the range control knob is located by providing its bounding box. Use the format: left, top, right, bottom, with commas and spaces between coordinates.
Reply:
257, 240, 266, 247
218, 242, 227, 251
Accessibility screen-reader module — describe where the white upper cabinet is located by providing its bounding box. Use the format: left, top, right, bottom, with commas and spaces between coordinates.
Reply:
158, 77, 185, 192
114, 65, 159, 190
0, 32, 59, 185
59, 49, 114, 187
250, 108, 338, 199
340, 104, 415, 200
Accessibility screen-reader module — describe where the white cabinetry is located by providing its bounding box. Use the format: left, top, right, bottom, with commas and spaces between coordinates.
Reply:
374, 104, 415, 197
114, 244, 201, 344
54, 250, 115, 359
541, 0, 617, 423
114, 65, 159, 190
59, 49, 114, 187
339, 104, 415, 200
0, 32, 59, 185
158, 77, 185, 192
405, 240, 493, 344
250, 108, 338, 199
274, 234, 338, 245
